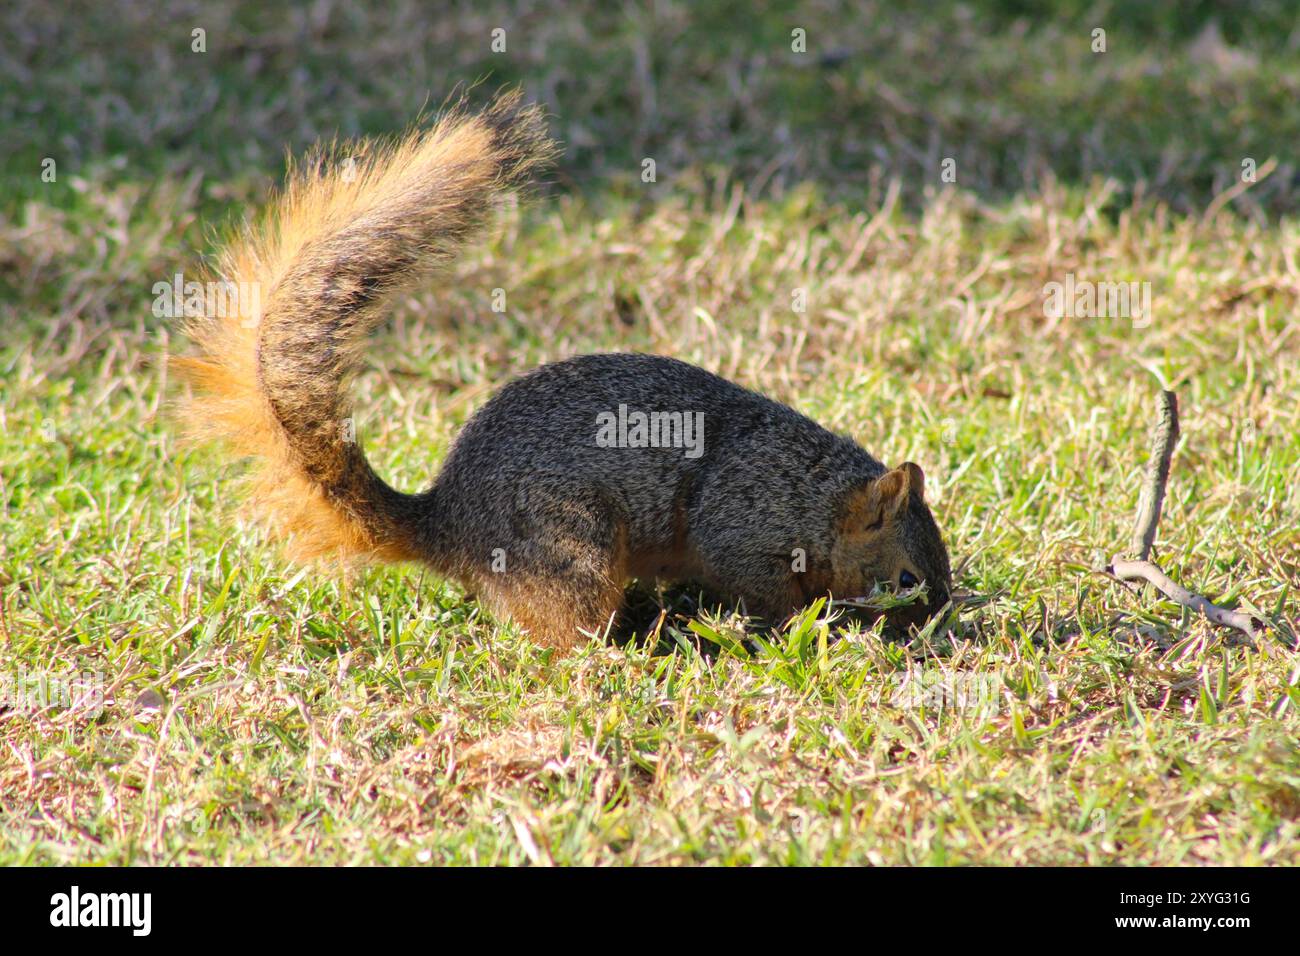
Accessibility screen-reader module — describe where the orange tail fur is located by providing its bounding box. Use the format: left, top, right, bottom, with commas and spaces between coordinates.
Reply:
172, 91, 554, 564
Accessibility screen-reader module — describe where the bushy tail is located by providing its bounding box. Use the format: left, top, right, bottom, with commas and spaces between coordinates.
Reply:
174, 91, 555, 564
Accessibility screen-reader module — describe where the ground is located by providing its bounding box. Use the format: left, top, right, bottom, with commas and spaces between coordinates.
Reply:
1, 1, 1298, 865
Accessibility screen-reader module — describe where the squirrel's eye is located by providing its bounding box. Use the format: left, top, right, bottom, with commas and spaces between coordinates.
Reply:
899, 570, 919, 589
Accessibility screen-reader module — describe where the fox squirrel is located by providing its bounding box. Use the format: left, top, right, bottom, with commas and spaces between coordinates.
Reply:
175, 91, 953, 650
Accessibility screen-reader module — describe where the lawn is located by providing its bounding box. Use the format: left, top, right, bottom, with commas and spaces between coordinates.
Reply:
1, 0, 1298, 865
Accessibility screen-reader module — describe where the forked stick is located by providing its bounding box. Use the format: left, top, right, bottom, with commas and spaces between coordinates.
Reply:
1106, 390, 1264, 640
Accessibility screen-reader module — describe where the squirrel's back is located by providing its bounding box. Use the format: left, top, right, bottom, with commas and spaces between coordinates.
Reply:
432, 352, 887, 582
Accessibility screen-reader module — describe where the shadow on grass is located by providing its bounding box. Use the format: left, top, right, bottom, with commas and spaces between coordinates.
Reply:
3, 0, 1298, 217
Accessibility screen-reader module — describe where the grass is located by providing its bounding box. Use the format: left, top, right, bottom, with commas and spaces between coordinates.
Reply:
2, 0, 1299, 865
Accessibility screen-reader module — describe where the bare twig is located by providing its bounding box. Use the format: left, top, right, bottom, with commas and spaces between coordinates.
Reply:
1130, 390, 1179, 561
1108, 556, 1264, 639
1107, 389, 1265, 641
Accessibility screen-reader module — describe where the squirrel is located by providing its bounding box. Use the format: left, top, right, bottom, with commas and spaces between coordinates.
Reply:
174, 91, 953, 651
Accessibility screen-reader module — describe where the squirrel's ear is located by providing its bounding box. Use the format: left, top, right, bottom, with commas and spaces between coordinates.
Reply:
873, 467, 909, 510
839, 465, 922, 532
898, 461, 925, 500
871, 463, 923, 516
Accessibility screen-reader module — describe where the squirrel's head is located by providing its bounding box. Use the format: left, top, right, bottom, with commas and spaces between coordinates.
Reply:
831, 462, 953, 633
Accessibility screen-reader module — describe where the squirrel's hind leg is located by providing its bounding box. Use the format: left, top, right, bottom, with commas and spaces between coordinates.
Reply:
477, 497, 629, 652
493, 574, 624, 651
